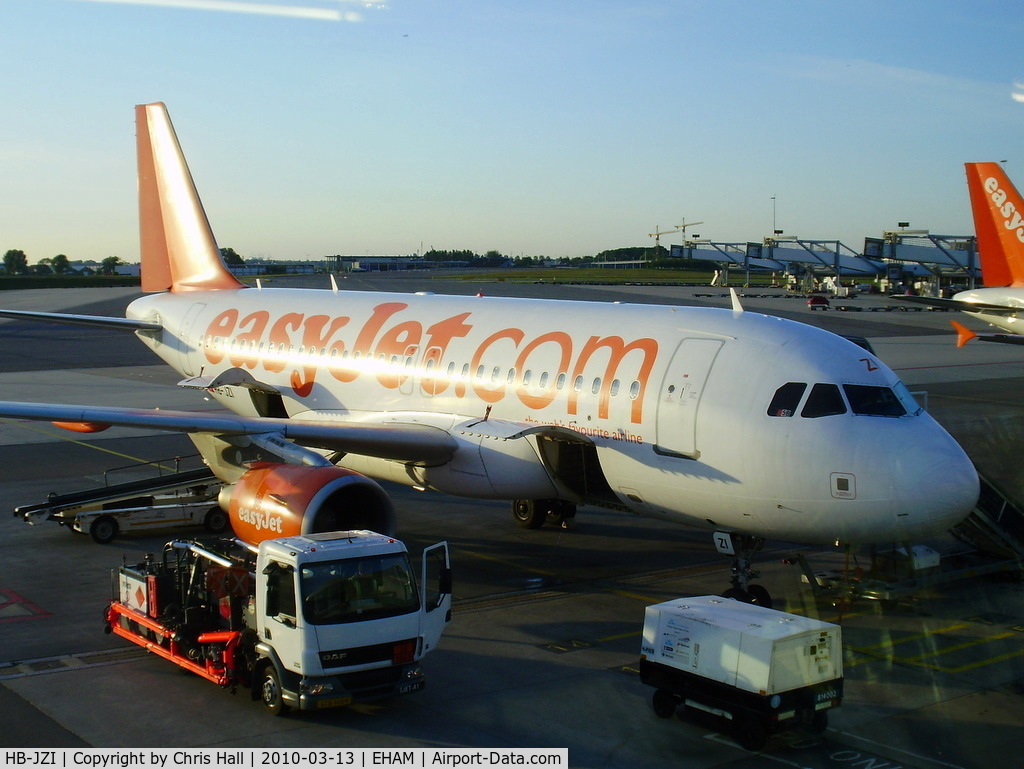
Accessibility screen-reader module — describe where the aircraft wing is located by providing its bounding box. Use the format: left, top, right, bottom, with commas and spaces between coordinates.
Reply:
0, 401, 457, 464
0, 308, 161, 331
892, 295, 1020, 316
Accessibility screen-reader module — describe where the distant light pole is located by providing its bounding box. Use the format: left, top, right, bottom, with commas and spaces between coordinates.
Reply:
771, 196, 777, 236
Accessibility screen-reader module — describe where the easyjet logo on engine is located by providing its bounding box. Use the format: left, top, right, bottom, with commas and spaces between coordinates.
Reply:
202, 302, 658, 424
237, 506, 284, 534
984, 176, 1024, 243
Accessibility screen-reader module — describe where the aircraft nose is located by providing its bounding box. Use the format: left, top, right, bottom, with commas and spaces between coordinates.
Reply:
892, 421, 979, 537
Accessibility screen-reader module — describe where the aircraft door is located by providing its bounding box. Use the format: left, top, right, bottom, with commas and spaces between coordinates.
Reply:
654, 338, 723, 459
177, 302, 206, 377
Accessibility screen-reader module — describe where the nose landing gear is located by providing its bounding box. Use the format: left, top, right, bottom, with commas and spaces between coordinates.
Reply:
714, 531, 773, 609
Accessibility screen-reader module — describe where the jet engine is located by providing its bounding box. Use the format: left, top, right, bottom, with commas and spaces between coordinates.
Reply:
219, 463, 396, 545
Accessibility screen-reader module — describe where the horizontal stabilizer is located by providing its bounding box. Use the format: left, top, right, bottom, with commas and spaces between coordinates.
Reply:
0, 308, 161, 331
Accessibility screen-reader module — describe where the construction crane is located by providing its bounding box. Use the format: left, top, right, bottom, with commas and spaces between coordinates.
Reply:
648, 219, 704, 257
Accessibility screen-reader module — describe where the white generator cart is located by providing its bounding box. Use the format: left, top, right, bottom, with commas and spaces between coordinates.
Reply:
639, 595, 843, 750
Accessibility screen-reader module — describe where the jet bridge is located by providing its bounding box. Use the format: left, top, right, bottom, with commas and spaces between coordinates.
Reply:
798, 472, 1024, 607
676, 239, 884, 284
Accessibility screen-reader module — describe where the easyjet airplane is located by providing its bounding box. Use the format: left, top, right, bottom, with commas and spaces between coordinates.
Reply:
0, 103, 979, 606
900, 162, 1024, 346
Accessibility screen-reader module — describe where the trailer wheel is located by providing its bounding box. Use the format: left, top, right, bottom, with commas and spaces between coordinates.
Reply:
90, 515, 119, 544
260, 665, 289, 716
203, 506, 230, 534
652, 689, 679, 719
808, 710, 828, 734
734, 717, 768, 751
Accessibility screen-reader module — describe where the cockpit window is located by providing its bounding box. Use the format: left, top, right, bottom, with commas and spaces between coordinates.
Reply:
801, 383, 847, 418
843, 384, 907, 417
767, 382, 807, 417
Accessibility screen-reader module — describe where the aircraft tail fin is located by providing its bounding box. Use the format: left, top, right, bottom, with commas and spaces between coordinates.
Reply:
136, 102, 245, 293
965, 162, 1024, 288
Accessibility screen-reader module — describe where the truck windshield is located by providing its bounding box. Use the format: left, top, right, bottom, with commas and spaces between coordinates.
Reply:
301, 553, 419, 625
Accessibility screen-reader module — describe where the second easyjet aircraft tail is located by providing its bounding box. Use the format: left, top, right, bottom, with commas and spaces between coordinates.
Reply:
965, 162, 1024, 288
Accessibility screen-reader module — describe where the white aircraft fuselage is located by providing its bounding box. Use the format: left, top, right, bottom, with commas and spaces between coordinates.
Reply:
127, 285, 978, 545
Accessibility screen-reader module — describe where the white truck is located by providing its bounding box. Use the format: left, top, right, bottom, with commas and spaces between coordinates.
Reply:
106, 530, 451, 714
639, 595, 842, 750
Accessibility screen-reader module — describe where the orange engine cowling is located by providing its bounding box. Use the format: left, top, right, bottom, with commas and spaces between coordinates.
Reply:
220, 464, 396, 546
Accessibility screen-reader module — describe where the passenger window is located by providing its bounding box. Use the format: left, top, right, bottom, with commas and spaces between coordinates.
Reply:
843, 385, 907, 417
629, 380, 641, 400
801, 384, 847, 418
610, 379, 620, 397
768, 382, 807, 417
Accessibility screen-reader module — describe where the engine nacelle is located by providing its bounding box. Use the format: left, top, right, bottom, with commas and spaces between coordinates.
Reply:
220, 463, 396, 545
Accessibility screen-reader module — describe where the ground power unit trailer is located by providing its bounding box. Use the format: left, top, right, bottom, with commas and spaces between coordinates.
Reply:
106, 530, 451, 714
639, 595, 843, 750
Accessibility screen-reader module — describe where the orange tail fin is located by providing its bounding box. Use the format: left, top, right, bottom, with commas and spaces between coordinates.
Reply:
136, 103, 245, 293
964, 162, 1024, 288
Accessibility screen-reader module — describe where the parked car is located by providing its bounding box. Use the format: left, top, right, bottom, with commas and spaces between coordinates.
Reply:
807, 296, 830, 310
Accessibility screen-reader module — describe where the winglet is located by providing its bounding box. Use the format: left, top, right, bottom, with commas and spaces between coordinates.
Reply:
964, 162, 1024, 288
137, 103, 245, 293
951, 320, 978, 348
729, 287, 744, 315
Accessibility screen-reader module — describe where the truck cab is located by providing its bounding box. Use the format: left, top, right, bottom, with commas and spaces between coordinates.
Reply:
254, 531, 451, 713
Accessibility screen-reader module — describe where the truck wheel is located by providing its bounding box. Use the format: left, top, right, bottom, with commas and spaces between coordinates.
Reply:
652, 689, 678, 718
511, 499, 545, 529
734, 717, 768, 751
90, 515, 119, 544
260, 666, 289, 716
203, 506, 230, 534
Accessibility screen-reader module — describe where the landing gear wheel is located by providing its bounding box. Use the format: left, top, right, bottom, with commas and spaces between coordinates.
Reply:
746, 584, 772, 609
722, 587, 749, 602
89, 515, 118, 544
652, 689, 679, 719
734, 716, 768, 751
511, 499, 546, 529
203, 506, 230, 534
260, 665, 289, 716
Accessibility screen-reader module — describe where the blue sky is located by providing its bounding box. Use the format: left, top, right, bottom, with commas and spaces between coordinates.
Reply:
1, 0, 1022, 262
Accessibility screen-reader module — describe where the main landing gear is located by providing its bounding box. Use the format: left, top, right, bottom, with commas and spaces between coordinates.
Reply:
714, 531, 773, 609
511, 499, 577, 530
